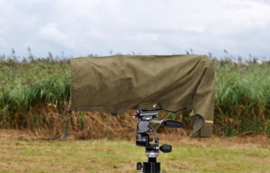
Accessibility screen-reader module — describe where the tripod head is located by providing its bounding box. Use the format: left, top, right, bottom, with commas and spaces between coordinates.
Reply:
134, 110, 182, 172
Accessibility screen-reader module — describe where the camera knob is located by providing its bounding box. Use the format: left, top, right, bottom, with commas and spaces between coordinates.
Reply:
160, 144, 172, 153
137, 162, 143, 170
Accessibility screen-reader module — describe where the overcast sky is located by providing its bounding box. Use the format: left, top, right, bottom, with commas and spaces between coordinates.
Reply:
0, 0, 270, 59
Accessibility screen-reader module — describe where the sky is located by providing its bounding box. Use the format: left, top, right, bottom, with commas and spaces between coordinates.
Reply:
0, 0, 270, 59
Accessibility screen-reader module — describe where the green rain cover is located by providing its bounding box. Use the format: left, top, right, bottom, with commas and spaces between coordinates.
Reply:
70, 55, 215, 137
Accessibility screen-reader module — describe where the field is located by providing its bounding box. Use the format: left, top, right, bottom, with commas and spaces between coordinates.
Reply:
0, 130, 269, 173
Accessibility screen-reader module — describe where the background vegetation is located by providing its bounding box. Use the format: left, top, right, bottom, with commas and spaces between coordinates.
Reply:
0, 49, 269, 139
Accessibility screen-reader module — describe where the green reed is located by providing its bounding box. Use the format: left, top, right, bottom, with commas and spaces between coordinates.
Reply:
0, 53, 269, 137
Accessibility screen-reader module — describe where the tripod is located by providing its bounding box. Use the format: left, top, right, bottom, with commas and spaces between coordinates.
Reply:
134, 110, 182, 173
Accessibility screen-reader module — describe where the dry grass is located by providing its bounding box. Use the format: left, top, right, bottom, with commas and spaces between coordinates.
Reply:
0, 130, 269, 173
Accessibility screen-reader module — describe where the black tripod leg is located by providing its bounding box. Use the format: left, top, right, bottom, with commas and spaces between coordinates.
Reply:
143, 158, 160, 173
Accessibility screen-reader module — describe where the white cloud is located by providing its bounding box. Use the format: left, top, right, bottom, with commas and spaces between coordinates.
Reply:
136, 33, 160, 41
220, 1, 270, 27
0, 37, 7, 49
0, 0, 270, 58
38, 23, 68, 42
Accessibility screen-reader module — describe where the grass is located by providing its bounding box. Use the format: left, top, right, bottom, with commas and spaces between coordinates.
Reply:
0, 130, 269, 173
0, 51, 270, 137
212, 58, 270, 136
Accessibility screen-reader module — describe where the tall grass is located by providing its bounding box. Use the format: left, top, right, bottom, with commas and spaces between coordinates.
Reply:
213, 57, 270, 136
0, 51, 269, 138
0, 55, 70, 129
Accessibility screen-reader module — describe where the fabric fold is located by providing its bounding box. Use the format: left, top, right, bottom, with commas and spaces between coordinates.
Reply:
70, 54, 215, 137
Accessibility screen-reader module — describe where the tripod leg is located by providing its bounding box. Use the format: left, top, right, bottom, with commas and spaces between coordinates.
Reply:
143, 158, 160, 173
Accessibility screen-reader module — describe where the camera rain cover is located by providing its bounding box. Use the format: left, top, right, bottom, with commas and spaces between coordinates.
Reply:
70, 55, 215, 137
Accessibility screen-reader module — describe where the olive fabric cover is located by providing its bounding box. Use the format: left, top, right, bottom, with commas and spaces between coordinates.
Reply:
70, 55, 215, 137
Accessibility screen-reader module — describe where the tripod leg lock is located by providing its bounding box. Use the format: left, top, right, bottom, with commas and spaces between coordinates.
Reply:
137, 162, 143, 170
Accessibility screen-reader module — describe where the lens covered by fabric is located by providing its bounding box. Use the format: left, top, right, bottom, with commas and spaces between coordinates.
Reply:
70, 55, 215, 137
